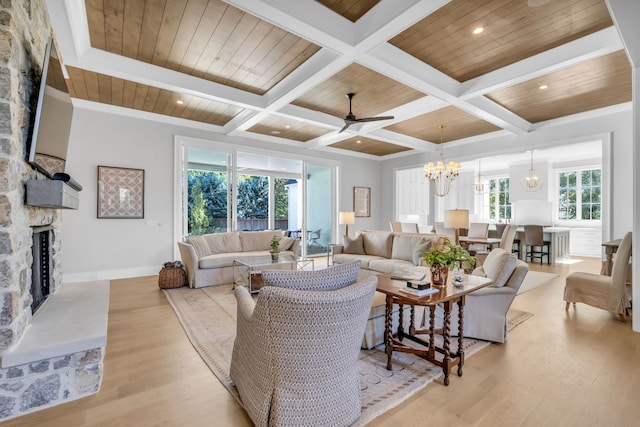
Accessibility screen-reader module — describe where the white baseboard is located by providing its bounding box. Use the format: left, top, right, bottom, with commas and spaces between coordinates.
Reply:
62, 266, 159, 283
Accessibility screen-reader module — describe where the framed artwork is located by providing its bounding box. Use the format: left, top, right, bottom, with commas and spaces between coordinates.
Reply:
353, 186, 371, 217
97, 166, 145, 219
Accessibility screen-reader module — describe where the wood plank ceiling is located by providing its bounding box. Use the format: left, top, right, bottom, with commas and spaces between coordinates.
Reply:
52, 0, 631, 158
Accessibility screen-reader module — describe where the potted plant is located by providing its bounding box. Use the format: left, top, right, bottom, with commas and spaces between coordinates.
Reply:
422, 238, 475, 286
270, 236, 280, 261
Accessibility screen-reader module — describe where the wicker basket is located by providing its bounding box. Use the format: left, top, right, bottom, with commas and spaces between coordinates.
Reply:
158, 261, 186, 289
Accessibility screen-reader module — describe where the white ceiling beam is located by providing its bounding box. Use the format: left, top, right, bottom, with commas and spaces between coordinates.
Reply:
354, 0, 449, 50
225, 0, 355, 52
77, 48, 265, 110
459, 27, 624, 99
606, 0, 640, 68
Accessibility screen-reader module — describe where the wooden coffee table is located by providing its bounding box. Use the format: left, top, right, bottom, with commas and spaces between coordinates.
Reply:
376, 274, 493, 385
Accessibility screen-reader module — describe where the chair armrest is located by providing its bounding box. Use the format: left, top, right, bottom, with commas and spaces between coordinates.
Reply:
290, 238, 300, 256
468, 286, 517, 297
234, 286, 256, 320
177, 241, 198, 287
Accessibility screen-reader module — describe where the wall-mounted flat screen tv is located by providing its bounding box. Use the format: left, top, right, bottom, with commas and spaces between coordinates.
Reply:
28, 38, 74, 178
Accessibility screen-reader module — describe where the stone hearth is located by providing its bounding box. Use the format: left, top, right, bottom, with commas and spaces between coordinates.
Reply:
0, 0, 106, 420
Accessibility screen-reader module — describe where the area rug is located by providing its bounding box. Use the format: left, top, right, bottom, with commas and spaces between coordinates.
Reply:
164, 285, 531, 426
517, 271, 559, 295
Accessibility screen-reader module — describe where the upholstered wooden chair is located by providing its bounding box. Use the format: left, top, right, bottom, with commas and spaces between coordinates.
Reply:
434, 222, 454, 240
564, 232, 632, 321
400, 222, 419, 233
475, 224, 518, 267
230, 263, 377, 427
524, 225, 550, 264
389, 221, 402, 232
466, 222, 490, 253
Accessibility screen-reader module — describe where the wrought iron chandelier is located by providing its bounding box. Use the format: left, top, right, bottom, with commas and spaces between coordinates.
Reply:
474, 158, 489, 194
521, 150, 543, 192
424, 125, 460, 197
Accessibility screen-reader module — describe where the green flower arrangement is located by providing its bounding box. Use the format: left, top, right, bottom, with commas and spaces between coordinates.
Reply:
270, 235, 280, 253
422, 238, 475, 268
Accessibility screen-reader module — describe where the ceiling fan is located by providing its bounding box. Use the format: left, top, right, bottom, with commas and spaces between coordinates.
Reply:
338, 93, 394, 133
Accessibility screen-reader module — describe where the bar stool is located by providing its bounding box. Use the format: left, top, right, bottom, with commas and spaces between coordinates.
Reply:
524, 225, 550, 264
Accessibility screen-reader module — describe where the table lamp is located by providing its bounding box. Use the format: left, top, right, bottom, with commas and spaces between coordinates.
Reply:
339, 211, 355, 237
444, 209, 469, 245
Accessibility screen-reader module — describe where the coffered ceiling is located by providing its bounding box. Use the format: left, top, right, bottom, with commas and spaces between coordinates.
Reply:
47, 0, 631, 159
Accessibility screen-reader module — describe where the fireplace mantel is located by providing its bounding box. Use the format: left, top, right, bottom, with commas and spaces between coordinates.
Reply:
26, 179, 80, 209
1, 281, 109, 368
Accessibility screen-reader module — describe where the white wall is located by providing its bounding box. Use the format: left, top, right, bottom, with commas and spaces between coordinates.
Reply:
61, 108, 382, 281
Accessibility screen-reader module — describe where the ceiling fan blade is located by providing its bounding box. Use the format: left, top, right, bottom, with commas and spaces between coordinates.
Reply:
338, 122, 352, 133
354, 116, 395, 123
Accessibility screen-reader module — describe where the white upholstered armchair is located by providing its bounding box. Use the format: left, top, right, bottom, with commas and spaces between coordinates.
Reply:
229, 273, 377, 427
564, 231, 632, 321
426, 248, 528, 343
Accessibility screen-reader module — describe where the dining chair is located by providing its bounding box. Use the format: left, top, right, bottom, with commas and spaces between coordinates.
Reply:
389, 221, 402, 232
524, 225, 550, 264
495, 223, 507, 238
400, 222, 419, 233
466, 222, 490, 253
564, 232, 632, 321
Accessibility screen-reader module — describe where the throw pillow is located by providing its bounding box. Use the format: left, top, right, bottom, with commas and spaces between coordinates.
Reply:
480, 248, 518, 287
278, 236, 296, 251
261, 260, 361, 291
413, 241, 432, 266
343, 234, 365, 255
185, 235, 210, 258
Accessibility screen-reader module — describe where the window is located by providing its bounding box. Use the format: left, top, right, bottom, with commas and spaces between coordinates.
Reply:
482, 177, 511, 221
558, 168, 601, 221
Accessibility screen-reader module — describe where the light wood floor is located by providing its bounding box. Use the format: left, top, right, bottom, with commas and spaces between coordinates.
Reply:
4, 257, 640, 427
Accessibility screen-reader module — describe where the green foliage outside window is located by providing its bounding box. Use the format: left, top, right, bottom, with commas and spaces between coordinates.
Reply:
187, 170, 290, 235
558, 169, 600, 221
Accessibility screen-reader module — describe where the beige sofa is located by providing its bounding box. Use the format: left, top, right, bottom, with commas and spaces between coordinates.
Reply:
331, 230, 447, 280
177, 230, 300, 288
331, 230, 447, 349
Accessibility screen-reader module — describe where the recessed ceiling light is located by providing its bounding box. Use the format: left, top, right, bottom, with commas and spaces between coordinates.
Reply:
356, 140, 362, 144
271, 130, 281, 135
473, 27, 484, 35
539, 84, 548, 90
285, 125, 291, 129
176, 100, 184, 105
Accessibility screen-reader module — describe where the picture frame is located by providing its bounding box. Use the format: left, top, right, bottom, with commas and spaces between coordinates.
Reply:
97, 166, 145, 219
353, 186, 371, 217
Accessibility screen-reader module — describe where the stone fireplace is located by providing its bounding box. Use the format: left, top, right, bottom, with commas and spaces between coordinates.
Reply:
0, 0, 106, 421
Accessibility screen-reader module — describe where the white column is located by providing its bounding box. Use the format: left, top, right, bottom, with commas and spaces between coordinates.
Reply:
606, 0, 640, 332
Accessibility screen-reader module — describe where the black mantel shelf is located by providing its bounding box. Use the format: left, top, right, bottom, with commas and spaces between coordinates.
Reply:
26, 179, 79, 209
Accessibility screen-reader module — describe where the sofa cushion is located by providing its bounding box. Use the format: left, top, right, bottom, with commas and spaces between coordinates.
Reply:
203, 232, 242, 254
185, 235, 211, 258
368, 258, 425, 278
199, 252, 248, 269
479, 248, 518, 288
261, 261, 361, 291
391, 233, 428, 263
239, 230, 283, 252
362, 231, 393, 258
413, 241, 432, 266
278, 236, 296, 251
333, 254, 384, 269
343, 234, 365, 254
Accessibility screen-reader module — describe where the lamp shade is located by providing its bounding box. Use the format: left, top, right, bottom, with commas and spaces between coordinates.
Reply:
444, 209, 469, 229
339, 211, 355, 225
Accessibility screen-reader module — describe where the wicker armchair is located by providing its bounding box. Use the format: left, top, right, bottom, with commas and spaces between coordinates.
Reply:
230, 275, 377, 427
